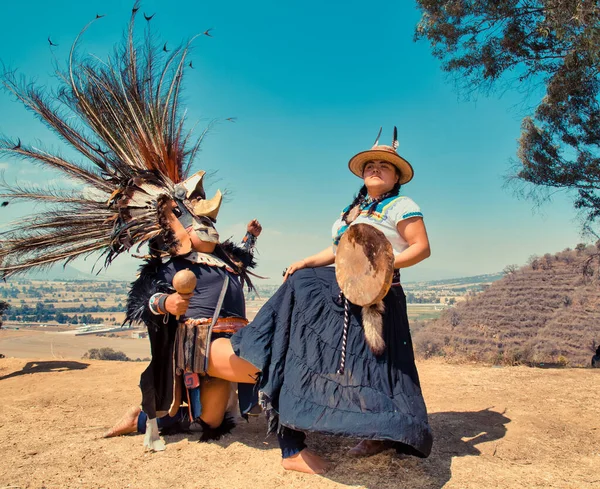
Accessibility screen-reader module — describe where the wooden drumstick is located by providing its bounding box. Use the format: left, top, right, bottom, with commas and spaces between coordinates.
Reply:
172, 268, 197, 320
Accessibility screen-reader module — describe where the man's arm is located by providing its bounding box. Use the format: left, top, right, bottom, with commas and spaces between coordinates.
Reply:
241, 219, 262, 253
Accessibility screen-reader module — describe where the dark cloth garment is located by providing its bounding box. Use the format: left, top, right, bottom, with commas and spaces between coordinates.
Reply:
125, 254, 255, 421
137, 408, 237, 441
277, 427, 307, 459
137, 407, 191, 434
155, 257, 246, 320
231, 266, 433, 458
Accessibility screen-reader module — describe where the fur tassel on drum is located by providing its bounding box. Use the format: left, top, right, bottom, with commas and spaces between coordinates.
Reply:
361, 301, 386, 354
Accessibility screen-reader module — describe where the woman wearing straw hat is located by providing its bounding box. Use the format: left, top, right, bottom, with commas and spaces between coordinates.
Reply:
278, 127, 432, 464
203, 127, 433, 474
285, 126, 429, 281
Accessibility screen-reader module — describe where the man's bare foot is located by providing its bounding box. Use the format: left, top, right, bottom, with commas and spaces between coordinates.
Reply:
281, 448, 328, 474
103, 406, 141, 438
348, 439, 393, 457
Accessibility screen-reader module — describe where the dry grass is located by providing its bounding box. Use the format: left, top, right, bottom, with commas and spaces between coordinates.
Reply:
0, 357, 598, 488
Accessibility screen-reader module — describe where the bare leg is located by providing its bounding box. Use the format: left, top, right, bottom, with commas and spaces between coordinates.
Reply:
199, 377, 231, 428
281, 449, 329, 474
208, 339, 327, 472
103, 406, 141, 438
206, 338, 260, 384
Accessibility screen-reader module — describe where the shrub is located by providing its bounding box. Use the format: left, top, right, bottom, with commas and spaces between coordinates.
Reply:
448, 309, 461, 327
82, 347, 130, 361
413, 330, 445, 359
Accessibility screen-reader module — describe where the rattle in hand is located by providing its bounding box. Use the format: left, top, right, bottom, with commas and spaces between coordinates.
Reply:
172, 268, 197, 319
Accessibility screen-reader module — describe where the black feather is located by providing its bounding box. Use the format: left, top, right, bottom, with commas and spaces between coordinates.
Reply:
197, 413, 236, 441
373, 126, 382, 146
125, 258, 173, 328
219, 240, 257, 270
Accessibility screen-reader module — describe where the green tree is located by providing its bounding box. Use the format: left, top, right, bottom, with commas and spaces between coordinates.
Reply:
415, 1, 600, 231
0, 300, 9, 328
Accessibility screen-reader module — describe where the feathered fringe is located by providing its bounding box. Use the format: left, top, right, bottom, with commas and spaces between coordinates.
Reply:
362, 301, 386, 354
125, 257, 172, 329
215, 240, 257, 292
0, 4, 214, 277
192, 413, 236, 442
219, 240, 257, 270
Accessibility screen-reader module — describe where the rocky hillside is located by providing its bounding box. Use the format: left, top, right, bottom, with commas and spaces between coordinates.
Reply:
413, 244, 600, 367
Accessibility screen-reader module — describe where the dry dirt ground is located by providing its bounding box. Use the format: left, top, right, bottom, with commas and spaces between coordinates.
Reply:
0, 358, 598, 489
0, 330, 150, 360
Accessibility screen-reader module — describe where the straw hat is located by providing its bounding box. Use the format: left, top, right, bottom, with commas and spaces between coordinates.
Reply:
348, 127, 414, 185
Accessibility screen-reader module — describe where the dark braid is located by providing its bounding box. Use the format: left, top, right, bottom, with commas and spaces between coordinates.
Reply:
366, 182, 401, 215
342, 185, 368, 224
342, 182, 401, 224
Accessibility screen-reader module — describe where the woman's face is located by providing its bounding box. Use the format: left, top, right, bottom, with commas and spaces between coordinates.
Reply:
362, 160, 400, 196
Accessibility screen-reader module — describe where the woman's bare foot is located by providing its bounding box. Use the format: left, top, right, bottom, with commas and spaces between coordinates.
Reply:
281, 448, 328, 474
103, 406, 141, 438
348, 439, 393, 457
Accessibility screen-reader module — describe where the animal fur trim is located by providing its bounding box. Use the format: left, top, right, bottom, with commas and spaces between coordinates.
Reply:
193, 413, 236, 442
361, 301, 386, 354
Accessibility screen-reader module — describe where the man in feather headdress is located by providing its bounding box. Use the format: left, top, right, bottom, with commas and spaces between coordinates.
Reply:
0, 5, 261, 447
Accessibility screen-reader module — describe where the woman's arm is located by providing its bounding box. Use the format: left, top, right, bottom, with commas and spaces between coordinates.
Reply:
283, 246, 335, 281
394, 216, 431, 269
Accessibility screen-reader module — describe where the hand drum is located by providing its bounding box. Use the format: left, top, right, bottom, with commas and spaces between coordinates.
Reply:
335, 224, 394, 306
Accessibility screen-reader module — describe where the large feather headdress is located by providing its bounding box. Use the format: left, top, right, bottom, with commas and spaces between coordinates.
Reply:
0, 5, 223, 278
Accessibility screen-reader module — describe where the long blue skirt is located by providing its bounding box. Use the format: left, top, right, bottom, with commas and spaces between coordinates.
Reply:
231, 267, 433, 457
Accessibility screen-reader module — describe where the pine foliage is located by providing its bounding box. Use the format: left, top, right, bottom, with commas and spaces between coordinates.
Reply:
415, 1, 600, 232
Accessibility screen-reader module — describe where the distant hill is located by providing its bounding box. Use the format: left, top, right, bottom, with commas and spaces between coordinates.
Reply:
413, 245, 600, 367
23, 264, 99, 281
406, 272, 504, 287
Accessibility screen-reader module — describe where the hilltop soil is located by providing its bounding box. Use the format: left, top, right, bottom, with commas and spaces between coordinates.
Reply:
0, 329, 150, 360
0, 358, 598, 489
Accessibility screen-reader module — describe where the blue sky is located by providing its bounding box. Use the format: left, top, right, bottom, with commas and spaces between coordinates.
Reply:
0, 0, 588, 283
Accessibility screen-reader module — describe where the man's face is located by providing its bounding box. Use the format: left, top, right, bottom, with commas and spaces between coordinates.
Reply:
166, 199, 220, 255
187, 217, 218, 253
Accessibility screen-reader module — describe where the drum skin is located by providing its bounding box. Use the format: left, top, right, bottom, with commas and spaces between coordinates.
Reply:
335, 223, 394, 306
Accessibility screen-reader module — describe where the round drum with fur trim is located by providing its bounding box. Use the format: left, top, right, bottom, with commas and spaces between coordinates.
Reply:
335, 224, 394, 354
335, 223, 394, 306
